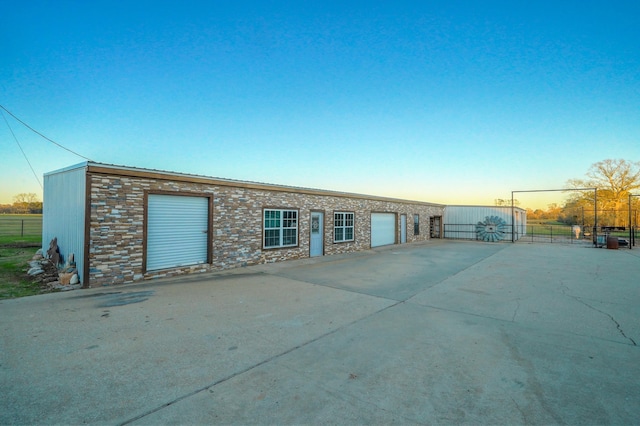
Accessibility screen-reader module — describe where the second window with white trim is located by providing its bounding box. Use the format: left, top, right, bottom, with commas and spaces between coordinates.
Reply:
264, 209, 298, 248
334, 212, 354, 242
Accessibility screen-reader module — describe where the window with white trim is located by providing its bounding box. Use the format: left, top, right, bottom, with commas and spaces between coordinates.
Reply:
264, 209, 298, 248
334, 212, 354, 242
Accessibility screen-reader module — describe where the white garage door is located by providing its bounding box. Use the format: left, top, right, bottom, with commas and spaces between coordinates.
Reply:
371, 213, 396, 247
147, 194, 209, 271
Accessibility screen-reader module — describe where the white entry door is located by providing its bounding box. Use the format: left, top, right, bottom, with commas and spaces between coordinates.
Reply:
400, 214, 407, 243
310, 212, 324, 257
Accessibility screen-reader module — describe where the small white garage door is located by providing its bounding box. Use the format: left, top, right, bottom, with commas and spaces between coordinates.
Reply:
147, 194, 209, 271
371, 213, 396, 247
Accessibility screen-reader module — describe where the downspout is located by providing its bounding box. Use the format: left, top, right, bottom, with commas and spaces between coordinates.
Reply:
82, 166, 91, 288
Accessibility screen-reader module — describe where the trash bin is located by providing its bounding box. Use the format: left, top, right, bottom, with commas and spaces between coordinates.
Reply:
606, 236, 619, 249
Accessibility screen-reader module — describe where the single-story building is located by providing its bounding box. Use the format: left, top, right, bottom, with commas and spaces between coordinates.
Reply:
43, 162, 445, 287
443, 205, 527, 241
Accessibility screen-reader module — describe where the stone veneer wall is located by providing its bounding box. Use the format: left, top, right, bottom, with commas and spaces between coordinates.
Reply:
88, 172, 444, 287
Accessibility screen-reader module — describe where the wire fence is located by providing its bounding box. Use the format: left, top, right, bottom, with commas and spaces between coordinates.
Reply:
518, 225, 591, 245
0, 215, 42, 238
443, 223, 638, 247
443, 224, 517, 242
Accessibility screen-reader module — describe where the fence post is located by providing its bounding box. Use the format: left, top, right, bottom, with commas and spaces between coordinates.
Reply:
21, 219, 24, 237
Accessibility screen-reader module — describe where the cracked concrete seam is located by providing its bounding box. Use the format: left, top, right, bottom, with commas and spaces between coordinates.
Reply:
511, 298, 521, 322
558, 279, 636, 346
572, 296, 637, 346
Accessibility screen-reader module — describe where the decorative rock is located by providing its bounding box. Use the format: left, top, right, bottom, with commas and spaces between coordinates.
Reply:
70, 274, 79, 285
59, 272, 74, 285
28, 267, 44, 276
46, 238, 61, 267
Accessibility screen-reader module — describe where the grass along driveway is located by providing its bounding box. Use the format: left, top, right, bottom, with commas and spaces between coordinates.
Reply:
0, 246, 44, 298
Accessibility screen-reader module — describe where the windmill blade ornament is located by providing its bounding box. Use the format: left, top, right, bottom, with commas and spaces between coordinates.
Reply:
476, 216, 507, 242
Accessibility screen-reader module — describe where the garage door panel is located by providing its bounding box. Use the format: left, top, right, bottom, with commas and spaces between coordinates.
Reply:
371, 213, 396, 247
147, 194, 209, 271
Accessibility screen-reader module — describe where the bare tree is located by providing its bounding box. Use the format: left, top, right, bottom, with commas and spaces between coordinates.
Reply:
12, 193, 42, 214
13, 193, 39, 204
494, 198, 520, 207
566, 159, 640, 226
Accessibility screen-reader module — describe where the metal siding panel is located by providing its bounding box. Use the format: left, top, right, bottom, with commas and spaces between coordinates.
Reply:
444, 206, 526, 240
147, 195, 208, 271
371, 213, 395, 247
444, 207, 473, 239
42, 167, 86, 282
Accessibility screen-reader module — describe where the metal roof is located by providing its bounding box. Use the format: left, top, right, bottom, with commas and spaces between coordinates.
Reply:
46, 161, 445, 207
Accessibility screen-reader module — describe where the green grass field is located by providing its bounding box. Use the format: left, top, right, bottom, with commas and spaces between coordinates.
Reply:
524, 221, 632, 241
0, 214, 42, 246
526, 224, 574, 237
0, 215, 44, 298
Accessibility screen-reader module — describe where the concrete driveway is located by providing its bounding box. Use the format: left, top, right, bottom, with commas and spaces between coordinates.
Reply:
1, 241, 639, 425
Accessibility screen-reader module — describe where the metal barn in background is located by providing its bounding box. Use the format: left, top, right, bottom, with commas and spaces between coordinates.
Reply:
443, 205, 527, 242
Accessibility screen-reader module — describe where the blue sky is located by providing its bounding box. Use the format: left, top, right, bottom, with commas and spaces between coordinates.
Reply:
1, 1, 638, 209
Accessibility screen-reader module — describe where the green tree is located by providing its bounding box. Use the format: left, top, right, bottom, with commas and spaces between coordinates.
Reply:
544, 203, 563, 221
566, 159, 640, 227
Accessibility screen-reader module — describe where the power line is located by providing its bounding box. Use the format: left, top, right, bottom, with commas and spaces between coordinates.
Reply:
1, 110, 43, 190
0, 104, 93, 161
